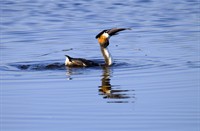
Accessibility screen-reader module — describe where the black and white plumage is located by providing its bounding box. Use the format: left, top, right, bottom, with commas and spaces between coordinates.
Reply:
65, 55, 99, 67
65, 28, 131, 67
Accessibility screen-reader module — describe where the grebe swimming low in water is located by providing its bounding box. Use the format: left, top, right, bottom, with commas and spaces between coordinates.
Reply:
65, 28, 131, 67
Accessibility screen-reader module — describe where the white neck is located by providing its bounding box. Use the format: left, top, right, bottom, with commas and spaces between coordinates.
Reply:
100, 47, 113, 66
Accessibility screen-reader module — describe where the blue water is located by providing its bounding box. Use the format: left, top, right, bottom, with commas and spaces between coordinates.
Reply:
0, 0, 200, 131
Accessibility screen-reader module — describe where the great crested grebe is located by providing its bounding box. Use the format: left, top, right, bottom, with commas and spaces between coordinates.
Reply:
65, 28, 131, 67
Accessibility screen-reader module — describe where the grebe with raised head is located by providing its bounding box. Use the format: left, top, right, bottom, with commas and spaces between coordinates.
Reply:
65, 28, 131, 67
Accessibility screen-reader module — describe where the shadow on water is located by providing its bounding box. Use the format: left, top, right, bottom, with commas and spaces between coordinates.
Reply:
9, 60, 66, 71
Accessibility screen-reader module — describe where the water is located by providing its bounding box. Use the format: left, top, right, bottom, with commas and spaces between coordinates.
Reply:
0, 0, 200, 131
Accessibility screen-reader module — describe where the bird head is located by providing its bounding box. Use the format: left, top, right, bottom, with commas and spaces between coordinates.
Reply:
96, 32, 110, 48
95, 28, 131, 48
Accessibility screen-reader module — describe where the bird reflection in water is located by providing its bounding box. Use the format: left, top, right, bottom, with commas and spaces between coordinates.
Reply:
65, 67, 84, 80
99, 67, 135, 103
66, 67, 73, 80
65, 66, 135, 103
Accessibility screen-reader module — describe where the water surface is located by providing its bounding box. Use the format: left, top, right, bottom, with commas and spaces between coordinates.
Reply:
1, 0, 200, 131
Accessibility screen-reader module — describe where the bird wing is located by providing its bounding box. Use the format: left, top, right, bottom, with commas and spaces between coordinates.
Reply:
106, 28, 131, 36
72, 59, 87, 66
96, 28, 131, 38
72, 58, 99, 67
